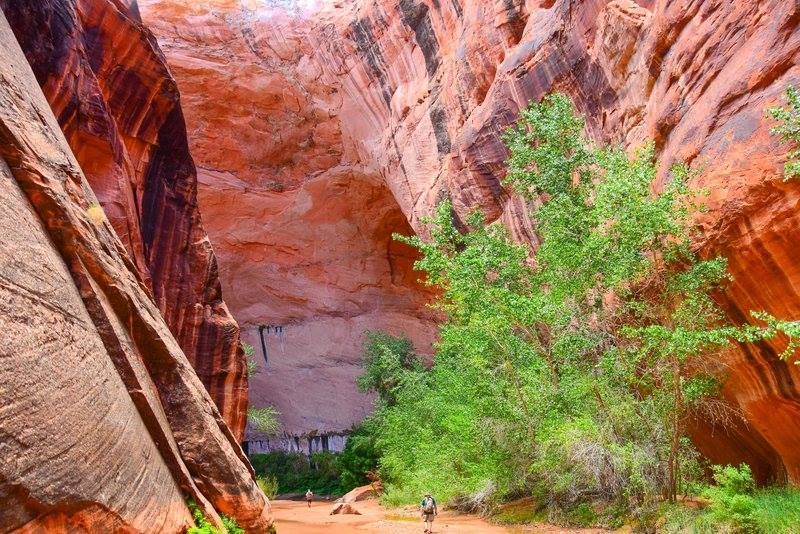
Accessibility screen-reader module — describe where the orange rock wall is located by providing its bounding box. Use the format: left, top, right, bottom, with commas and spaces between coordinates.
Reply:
139, 0, 800, 481
139, 0, 441, 436
0, 0, 249, 439
0, 9, 271, 531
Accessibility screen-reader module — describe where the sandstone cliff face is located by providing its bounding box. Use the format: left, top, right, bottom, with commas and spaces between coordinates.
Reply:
0, 10, 271, 531
0, 0, 249, 440
139, 0, 800, 482
139, 0, 441, 436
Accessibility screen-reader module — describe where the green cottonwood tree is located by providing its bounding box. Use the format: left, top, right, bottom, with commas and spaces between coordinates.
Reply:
373, 93, 775, 516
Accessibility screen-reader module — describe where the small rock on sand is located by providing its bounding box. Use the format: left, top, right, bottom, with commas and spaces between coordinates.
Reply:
330, 502, 362, 515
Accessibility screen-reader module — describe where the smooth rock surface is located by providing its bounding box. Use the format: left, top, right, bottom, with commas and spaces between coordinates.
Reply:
138, 0, 800, 483
139, 0, 441, 437
0, 10, 271, 531
0, 0, 249, 439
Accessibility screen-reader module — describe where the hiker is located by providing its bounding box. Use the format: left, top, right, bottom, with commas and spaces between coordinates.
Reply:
305, 489, 313, 508
420, 492, 437, 533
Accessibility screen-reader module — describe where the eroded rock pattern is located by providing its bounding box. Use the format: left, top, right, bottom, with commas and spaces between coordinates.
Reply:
138, 0, 441, 437
0, 9, 271, 533
138, 0, 800, 482
0, 0, 249, 440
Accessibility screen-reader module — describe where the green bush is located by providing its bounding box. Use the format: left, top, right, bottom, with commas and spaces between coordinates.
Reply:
662, 464, 800, 534
357, 331, 424, 406
767, 85, 800, 180
749, 487, 800, 533
257, 474, 279, 499
186, 499, 243, 534
700, 464, 759, 533
338, 419, 381, 492
243, 343, 258, 377
247, 406, 282, 435
220, 516, 244, 534
250, 451, 343, 496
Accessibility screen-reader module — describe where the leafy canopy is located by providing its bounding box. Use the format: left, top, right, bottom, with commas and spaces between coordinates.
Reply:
767, 85, 800, 180
367, 93, 773, 519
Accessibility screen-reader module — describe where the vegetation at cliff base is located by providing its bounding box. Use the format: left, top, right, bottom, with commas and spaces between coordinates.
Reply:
251, 450, 344, 496
350, 93, 800, 530
249, 423, 380, 497
662, 464, 800, 533
186, 499, 244, 534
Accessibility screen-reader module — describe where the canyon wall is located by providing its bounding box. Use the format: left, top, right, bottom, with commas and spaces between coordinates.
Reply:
138, 0, 441, 437
0, 0, 249, 439
138, 0, 800, 483
0, 8, 271, 531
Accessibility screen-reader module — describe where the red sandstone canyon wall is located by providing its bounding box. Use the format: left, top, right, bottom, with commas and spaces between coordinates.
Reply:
0, 0, 249, 440
138, 0, 441, 437
138, 0, 800, 482
0, 9, 271, 531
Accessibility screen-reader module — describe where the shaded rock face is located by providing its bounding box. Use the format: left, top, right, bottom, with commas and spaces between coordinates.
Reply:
138, 0, 800, 482
0, 0, 248, 439
0, 9, 271, 532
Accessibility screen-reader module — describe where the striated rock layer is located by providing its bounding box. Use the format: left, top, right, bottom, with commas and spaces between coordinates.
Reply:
0, 10, 271, 532
138, 0, 800, 482
0, 0, 248, 440
139, 0, 441, 437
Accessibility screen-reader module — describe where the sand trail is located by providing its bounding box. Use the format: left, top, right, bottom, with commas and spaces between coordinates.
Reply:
269, 499, 511, 533
269, 499, 610, 533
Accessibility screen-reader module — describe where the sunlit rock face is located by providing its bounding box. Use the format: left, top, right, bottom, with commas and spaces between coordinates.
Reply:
0, 9, 271, 530
0, 0, 248, 439
139, 0, 800, 482
138, 0, 441, 437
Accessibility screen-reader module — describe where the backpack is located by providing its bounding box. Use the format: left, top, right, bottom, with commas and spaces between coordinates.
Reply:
422, 496, 435, 514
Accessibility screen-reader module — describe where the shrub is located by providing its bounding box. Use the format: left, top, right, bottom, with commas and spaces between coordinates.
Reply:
243, 343, 258, 377
247, 406, 282, 435
701, 464, 759, 533
250, 451, 342, 496
186, 499, 243, 534
767, 85, 800, 180
337, 418, 381, 492
357, 331, 424, 406
663, 464, 800, 534
257, 475, 279, 499
749, 487, 800, 534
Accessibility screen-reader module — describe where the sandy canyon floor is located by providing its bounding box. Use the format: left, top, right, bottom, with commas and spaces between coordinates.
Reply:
270, 499, 610, 533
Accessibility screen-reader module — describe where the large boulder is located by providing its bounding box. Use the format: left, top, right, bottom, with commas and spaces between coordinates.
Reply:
338, 483, 382, 504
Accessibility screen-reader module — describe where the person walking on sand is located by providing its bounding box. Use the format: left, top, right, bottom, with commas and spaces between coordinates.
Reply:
305, 489, 313, 508
420, 492, 437, 533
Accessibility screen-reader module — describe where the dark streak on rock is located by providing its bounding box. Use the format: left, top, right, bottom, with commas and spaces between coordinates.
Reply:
398, 0, 440, 77
500, 0, 527, 46
83, 26, 105, 74
450, 0, 463, 19
141, 103, 193, 256
429, 103, 451, 155
0, 0, 74, 86
349, 17, 392, 107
